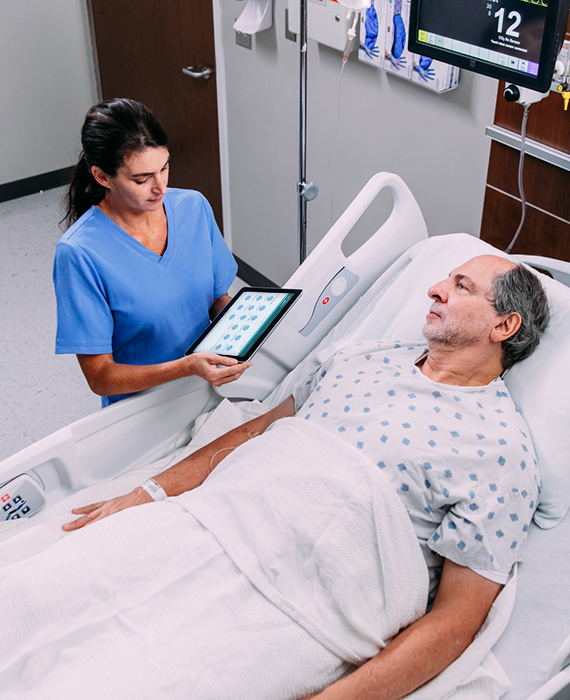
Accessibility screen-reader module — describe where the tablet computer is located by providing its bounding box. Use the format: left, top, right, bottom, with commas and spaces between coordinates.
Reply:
185, 287, 302, 362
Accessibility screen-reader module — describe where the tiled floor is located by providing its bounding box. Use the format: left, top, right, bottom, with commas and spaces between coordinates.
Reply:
0, 187, 99, 462
0, 187, 243, 463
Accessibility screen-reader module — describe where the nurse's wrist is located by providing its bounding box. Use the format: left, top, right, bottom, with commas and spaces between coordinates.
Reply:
181, 353, 201, 377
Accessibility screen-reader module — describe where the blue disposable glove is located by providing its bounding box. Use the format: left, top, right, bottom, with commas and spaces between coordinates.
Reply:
385, 12, 407, 69
391, 13, 406, 59
362, 42, 380, 59
414, 56, 435, 81
363, 1, 379, 56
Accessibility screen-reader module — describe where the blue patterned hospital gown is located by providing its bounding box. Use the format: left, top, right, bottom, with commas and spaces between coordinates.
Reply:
293, 341, 540, 598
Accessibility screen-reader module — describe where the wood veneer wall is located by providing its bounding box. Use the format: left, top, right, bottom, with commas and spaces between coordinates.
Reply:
480, 24, 570, 260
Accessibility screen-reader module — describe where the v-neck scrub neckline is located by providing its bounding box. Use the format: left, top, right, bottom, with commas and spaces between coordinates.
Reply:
92, 196, 174, 265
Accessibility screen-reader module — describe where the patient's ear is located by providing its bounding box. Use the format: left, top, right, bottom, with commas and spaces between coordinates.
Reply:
491, 312, 522, 343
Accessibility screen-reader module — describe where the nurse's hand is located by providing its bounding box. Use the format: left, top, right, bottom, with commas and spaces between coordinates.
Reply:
62, 487, 152, 532
185, 352, 252, 387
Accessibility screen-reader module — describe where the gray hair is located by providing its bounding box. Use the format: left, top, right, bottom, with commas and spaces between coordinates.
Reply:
488, 264, 550, 370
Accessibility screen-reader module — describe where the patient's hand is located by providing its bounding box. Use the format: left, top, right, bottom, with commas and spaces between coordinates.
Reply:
62, 487, 152, 532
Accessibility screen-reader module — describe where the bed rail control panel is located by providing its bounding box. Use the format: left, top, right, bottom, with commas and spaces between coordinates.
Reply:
299, 267, 359, 337
1, 473, 46, 520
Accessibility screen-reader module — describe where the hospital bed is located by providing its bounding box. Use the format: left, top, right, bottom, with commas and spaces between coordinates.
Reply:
1, 172, 569, 700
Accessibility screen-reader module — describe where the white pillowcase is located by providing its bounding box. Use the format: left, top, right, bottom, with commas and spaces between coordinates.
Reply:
505, 271, 570, 528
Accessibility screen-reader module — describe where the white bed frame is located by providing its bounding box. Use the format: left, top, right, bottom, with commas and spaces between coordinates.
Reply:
0, 172, 427, 509
1, 172, 568, 700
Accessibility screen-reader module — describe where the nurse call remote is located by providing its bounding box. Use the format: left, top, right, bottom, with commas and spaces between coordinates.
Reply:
1, 473, 46, 521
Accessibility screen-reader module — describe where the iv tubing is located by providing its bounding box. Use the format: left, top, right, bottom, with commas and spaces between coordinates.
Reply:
209, 446, 236, 470
208, 430, 260, 470
328, 61, 346, 226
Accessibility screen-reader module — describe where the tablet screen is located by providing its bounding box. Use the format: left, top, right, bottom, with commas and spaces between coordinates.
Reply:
185, 287, 302, 361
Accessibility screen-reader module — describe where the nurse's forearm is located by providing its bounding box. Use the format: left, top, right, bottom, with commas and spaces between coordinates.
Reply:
77, 352, 249, 396
77, 353, 208, 394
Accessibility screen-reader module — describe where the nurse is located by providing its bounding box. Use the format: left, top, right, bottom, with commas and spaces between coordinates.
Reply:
54, 98, 251, 406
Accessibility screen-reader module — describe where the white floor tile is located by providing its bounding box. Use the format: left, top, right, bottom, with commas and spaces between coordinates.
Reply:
0, 187, 246, 464
0, 396, 34, 461
0, 187, 97, 462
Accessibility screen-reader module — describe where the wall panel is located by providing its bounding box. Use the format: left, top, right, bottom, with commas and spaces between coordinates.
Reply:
480, 20, 570, 260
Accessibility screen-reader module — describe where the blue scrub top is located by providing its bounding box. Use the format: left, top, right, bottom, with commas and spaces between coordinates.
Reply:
53, 188, 237, 406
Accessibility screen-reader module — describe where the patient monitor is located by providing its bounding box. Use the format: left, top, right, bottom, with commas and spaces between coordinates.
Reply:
408, 0, 570, 94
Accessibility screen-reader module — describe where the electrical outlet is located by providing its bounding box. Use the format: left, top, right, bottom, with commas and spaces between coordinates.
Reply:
236, 30, 252, 49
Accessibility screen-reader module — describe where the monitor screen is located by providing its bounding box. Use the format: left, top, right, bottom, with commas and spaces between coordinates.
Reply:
409, 0, 570, 93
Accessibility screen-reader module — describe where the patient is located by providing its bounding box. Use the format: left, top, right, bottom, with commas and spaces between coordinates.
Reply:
58, 254, 549, 699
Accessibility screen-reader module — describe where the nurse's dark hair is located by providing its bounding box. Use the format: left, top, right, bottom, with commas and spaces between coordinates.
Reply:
62, 98, 168, 227
488, 263, 550, 370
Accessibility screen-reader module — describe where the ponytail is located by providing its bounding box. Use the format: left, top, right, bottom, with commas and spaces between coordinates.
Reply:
61, 152, 107, 228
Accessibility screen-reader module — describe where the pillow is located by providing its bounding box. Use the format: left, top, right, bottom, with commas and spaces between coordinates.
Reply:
272, 233, 570, 528
505, 272, 570, 528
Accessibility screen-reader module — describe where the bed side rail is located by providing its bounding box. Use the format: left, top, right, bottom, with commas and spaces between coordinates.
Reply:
219, 172, 428, 400
0, 377, 218, 513
526, 632, 570, 700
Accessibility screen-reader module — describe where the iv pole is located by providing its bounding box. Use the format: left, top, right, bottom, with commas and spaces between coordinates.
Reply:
297, 0, 362, 265
297, 0, 318, 266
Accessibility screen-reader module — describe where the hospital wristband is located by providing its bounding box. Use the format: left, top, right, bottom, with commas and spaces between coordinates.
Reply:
140, 478, 168, 502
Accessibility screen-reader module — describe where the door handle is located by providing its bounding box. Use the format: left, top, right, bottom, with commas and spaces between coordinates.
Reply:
182, 66, 213, 80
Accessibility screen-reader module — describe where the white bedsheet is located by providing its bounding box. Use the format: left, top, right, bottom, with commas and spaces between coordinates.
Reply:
0, 401, 523, 700
0, 415, 428, 699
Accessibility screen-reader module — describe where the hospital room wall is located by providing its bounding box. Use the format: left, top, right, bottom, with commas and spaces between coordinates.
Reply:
0, 0, 97, 188
1, 0, 498, 288
219, 0, 499, 287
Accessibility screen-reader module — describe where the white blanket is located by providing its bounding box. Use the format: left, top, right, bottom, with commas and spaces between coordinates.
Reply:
0, 417, 429, 700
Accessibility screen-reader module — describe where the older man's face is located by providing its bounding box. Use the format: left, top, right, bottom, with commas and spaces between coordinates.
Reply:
423, 255, 516, 347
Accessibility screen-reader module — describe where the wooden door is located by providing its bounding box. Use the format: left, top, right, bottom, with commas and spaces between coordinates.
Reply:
88, 0, 223, 228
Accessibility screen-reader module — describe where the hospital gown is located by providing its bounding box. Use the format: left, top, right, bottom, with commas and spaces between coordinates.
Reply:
293, 341, 540, 598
